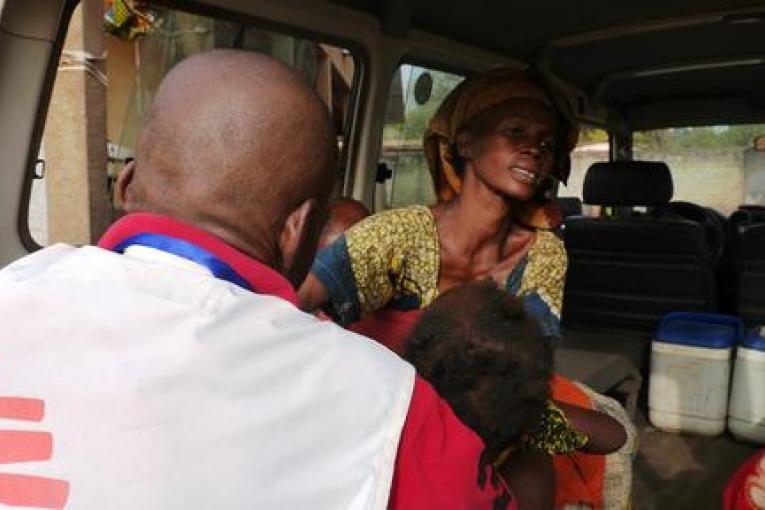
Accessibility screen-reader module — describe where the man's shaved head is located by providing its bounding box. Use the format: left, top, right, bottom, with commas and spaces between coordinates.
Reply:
119, 50, 337, 284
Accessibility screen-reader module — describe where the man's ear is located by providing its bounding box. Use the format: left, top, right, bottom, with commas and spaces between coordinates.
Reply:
278, 198, 323, 288
115, 160, 136, 210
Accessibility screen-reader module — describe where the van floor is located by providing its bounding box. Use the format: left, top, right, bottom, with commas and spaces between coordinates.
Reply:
633, 412, 759, 509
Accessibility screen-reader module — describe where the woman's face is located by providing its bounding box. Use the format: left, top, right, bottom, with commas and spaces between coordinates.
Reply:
458, 97, 558, 202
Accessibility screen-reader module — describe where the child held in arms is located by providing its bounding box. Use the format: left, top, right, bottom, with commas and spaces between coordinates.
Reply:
404, 280, 628, 508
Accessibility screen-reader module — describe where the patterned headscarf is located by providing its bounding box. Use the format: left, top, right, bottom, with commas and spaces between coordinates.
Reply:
423, 68, 579, 229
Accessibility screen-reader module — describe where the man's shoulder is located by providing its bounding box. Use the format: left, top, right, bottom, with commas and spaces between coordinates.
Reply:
0, 242, 417, 401
0, 246, 417, 510
0, 243, 77, 273
280, 306, 418, 377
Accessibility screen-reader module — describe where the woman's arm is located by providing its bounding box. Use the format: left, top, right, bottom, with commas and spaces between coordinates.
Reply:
299, 207, 438, 326
298, 235, 368, 325
299, 208, 428, 324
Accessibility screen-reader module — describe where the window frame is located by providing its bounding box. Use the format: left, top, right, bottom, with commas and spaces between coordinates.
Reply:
377, 58, 467, 209
630, 123, 765, 214
17, 0, 79, 251
20, 0, 368, 250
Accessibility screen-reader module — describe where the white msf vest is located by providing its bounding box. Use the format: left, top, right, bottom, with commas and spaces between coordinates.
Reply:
0, 244, 415, 509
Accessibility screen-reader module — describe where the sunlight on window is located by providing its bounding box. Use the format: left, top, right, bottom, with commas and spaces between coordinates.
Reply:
634, 125, 765, 214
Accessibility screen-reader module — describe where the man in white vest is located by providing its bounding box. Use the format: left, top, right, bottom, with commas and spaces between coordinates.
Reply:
0, 50, 514, 509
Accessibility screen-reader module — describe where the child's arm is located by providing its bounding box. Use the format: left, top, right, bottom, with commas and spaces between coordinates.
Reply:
554, 401, 627, 455
499, 449, 555, 510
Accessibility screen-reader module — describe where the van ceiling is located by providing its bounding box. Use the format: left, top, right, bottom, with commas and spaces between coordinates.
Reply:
329, 0, 765, 129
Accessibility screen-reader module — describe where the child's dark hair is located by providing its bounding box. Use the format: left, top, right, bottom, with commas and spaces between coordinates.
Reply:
404, 280, 553, 464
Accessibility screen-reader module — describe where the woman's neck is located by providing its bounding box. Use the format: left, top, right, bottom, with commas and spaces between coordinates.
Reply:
433, 169, 516, 256
432, 167, 537, 291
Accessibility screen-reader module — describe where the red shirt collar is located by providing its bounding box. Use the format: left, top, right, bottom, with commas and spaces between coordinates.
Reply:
98, 213, 299, 306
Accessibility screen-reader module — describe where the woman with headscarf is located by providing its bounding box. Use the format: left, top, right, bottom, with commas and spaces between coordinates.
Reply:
300, 68, 633, 509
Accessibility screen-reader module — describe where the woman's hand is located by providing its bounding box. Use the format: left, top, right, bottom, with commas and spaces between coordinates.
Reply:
486, 227, 535, 287
298, 273, 328, 312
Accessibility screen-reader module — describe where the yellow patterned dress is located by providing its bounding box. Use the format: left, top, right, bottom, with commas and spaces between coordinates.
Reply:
312, 204, 567, 339
311, 205, 585, 454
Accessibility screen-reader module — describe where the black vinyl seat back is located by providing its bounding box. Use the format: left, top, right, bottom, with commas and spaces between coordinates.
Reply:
664, 201, 726, 264
730, 207, 765, 229
728, 206, 765, 326
563, 161, 717, 334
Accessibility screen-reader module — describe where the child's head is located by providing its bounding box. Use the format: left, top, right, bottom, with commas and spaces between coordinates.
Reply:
404, 280, 552, 461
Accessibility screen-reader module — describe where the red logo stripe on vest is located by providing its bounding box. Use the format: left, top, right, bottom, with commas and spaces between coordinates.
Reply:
0, 398, 44, 422
0, 397, 69, 508
0, 473, 69, 508
0, 431, 53, 464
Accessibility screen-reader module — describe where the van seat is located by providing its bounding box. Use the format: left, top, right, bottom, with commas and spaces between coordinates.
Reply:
558, 161, 719, 413
563, 161, 718, 335
728, 207, 765, 326
665, 201, 726, 264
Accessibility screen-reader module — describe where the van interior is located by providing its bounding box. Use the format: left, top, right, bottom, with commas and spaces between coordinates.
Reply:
2, 0, 765, 507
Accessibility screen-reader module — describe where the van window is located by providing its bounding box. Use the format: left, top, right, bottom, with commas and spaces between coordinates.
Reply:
559, 124, 609, 215
633, 125, 765, 214
380, 64, 463, 208
27, 2, 357, 247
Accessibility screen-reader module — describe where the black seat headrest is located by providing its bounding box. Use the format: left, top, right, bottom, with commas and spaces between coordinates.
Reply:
583, 161, 673, 206
733, 206, 765, 225
738, 205, 765, 213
